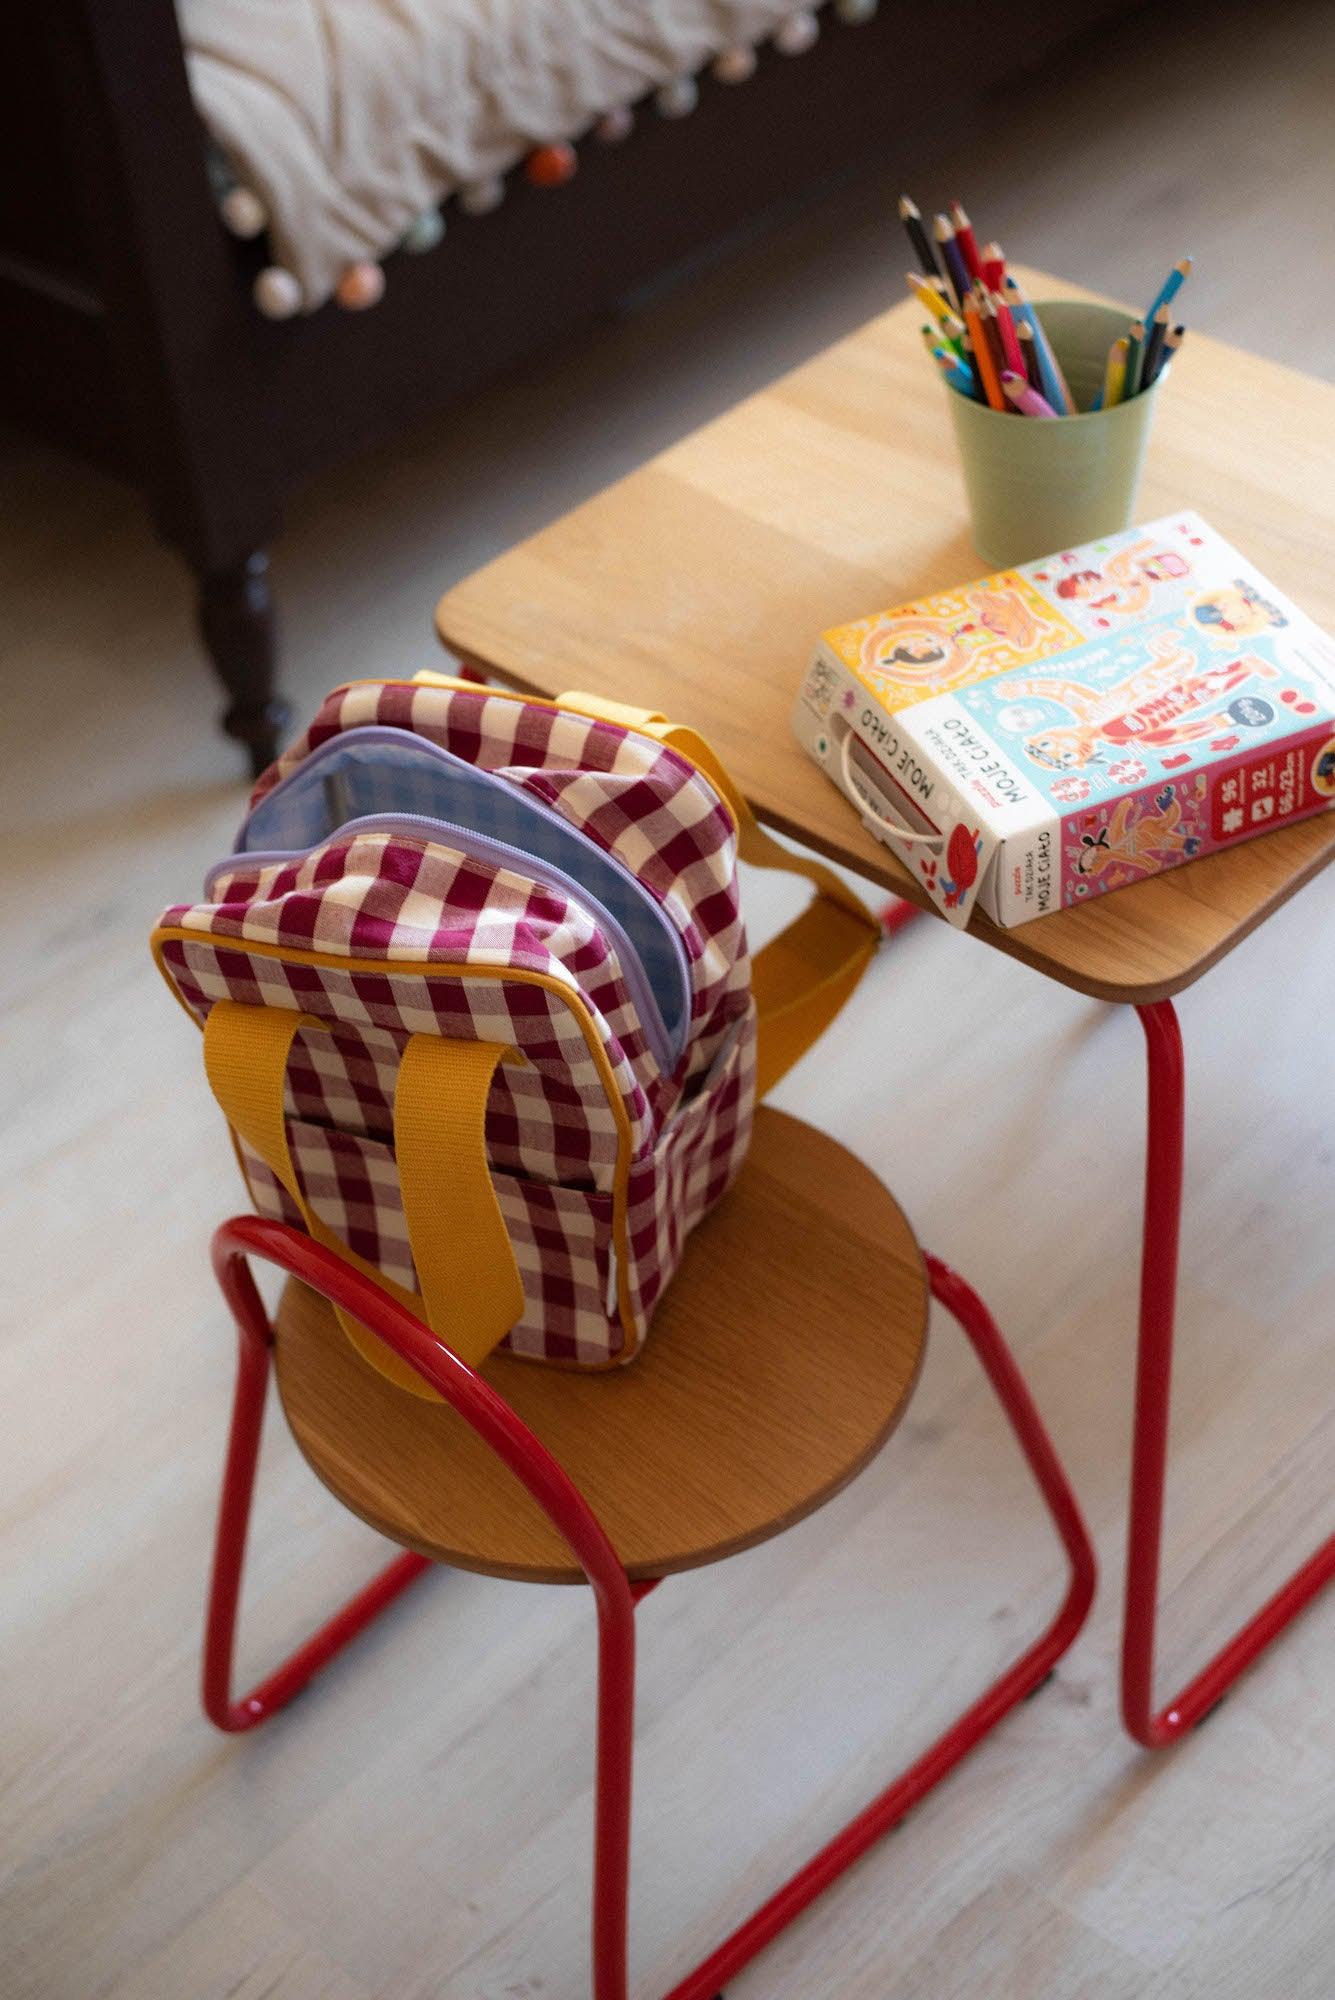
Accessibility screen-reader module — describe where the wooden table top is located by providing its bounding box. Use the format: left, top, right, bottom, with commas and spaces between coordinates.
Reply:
436, 267, 1335, 1004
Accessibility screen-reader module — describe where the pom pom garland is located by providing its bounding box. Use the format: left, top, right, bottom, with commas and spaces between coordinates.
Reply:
220, 185, 268, 239
335, 261, 386, 310
401, 208, 445, 253
655, 76, 699, 118
775, 10, 819, 53
712, 45, 757, 83
253, 266, 301, 319
525, 143, 578, 188
459, 177, 505, 216
595, 106, 634, 143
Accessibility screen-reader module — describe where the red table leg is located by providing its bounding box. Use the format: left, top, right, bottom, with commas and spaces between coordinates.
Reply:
880, 896, 926, 939
1122, 1000, 1335, 1747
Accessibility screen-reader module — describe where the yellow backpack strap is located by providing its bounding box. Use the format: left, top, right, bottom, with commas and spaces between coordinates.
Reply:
557, 690, 881, 1097
203, 1002, 524, 1397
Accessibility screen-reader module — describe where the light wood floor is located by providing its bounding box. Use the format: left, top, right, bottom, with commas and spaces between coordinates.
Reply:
4, 2, 1335, 1995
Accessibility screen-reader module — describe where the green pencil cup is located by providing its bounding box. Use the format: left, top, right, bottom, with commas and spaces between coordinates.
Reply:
947, 300, 1161, 569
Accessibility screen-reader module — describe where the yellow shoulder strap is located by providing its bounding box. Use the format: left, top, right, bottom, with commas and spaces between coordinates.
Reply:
203, 1002, 524, 1397
554, 690, 879, 1096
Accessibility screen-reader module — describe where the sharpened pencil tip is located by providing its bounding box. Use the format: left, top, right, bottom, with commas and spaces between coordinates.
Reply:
933, 213, 955, 240
898, 194, 920, 219
1177, 256, 1193, 275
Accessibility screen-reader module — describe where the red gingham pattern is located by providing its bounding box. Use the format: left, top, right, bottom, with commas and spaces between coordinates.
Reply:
250, 680, 753, 1086
239, 1125, 621, 1363
623, 1008, 756, 1331
159, 679, 760, 1368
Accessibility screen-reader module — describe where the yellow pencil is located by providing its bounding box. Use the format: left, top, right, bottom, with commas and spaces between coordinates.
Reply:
1102, 335, 1129, 409
906, 271, 953, 325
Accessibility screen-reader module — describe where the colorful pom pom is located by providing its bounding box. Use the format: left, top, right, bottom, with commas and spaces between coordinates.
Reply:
595, 106, 634, 144
458, 177, 505, 216
655, 76, 699, 118
335, 261, 385, 310
401, 208, 446, 253
525, 144, 578, 188
775, 10, 819, 53
253, 266, 301, 319
220, 186, 268, 239
712, 45, 756, 83
835, 0, 878, 17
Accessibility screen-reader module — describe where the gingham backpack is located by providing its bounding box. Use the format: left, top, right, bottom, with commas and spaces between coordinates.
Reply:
153, 674, 877, 1391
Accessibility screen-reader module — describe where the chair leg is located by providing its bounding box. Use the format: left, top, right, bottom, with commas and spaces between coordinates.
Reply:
1121, 1001, 1335, 1747
202, 1249, 430, 1733
630, 1256, 1097, 2000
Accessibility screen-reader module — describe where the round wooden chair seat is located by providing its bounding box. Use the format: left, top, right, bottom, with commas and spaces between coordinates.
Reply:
273, 1108, 927, 1584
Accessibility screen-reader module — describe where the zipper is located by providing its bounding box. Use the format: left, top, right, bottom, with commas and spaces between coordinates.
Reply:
232, 724, 692, 1049
205, 811, 685, 1075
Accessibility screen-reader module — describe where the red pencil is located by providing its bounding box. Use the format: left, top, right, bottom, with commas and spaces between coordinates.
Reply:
948, 200, 984, 284
980, 240, 1006, 291
990, 289, 1025, 377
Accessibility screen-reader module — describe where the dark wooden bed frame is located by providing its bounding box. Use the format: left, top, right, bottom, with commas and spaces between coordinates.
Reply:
3, 0, 1130, 772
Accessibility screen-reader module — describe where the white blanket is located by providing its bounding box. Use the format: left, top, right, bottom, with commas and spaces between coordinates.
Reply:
180, 0, 822, 310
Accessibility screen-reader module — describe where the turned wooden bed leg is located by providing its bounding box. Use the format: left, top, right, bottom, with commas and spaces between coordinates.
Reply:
197, 552, 292, 779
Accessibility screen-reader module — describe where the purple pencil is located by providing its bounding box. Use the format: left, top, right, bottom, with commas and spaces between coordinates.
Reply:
933, 213, 972, 310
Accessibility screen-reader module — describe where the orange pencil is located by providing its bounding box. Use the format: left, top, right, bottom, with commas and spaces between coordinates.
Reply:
962, 295, 1006, 410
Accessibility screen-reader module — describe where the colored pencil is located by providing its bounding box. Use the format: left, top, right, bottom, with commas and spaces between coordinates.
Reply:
1001, 276, 1077, 414
1001, 370, 1057, 417
906, 271, 953, 324
933, 344, 978, 397
961, 296, 1006, 410
980, 241, 1006, 291
990, 290, 1026, 377
1017, 319, 1043, 392
933, 213, 971, 309
976, 295, 1010, 397
1144, 255, 1191, 335
1122, 319, 1146, 399
948, 200, 983, 284
898, 194, 943, 282
938, 310, 967, 351
1101, 335, 1128, 409
959, 330, 986, 399
1144, 321, 1184, 387
1140, 304, 1170, 390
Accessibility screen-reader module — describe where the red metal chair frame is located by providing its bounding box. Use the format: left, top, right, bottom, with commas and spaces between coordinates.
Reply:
206, 1214, 1094, 2000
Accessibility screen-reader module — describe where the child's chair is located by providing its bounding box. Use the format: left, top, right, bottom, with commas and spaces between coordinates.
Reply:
205, 1106, 1095, 2000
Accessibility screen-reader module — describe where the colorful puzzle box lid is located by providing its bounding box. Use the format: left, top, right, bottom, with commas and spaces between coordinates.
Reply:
815, 511, 1286, 714
794, 512, 1335, 929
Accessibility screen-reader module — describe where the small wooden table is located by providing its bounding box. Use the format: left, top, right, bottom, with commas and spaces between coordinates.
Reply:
437, 268, 1335, 1743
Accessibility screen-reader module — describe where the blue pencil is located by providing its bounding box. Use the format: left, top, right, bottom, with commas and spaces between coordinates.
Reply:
1001, 278, 1076, 414
934, 345, 978, 397
1144, 256, 1191, 335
